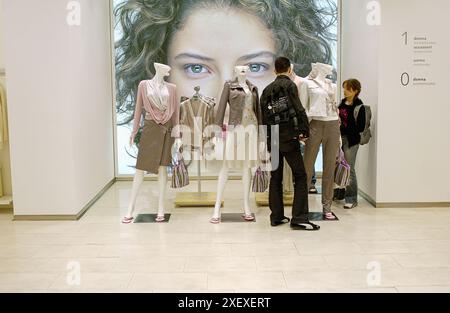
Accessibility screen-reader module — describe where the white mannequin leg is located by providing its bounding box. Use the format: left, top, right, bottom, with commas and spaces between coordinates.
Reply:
125, 170, 145, 218
212, 164, 229, 219
242, 167, 252, 216
157, 166, 167, 218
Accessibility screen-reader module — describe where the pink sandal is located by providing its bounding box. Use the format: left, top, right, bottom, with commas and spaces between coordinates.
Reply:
121, 216, 134, 224
155, 215, 166, 223
242, 213, 255, 221
210, 217, 221, 224
324, 212, 336, 220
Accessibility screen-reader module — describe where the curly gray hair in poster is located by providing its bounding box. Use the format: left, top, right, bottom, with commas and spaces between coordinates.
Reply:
114, 0, 337, 126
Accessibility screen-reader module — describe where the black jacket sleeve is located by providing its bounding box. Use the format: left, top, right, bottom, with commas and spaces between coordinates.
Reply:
260, 88, 270, 140
288, 83, 310, 138
260, 88, 269, 126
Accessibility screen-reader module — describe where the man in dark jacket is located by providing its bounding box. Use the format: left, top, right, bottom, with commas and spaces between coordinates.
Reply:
260, 57, 320, 231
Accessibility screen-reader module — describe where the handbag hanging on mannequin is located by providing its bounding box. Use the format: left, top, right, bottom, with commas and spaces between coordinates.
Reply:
171, 149, 190, 189
252, 166, 270, 193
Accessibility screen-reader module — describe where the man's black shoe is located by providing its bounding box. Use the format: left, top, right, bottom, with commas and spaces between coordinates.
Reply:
271, 217, 290, 227
309, 186, 318, 194
290, 222, 320, 231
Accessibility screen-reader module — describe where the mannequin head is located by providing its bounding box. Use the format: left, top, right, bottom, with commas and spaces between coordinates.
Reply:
154, 63, 171, 78
315, 63, 333, 77
235, 65, 249, 82
308, 63, 318, 79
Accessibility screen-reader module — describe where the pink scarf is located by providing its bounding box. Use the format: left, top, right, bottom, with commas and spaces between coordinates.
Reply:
141, 81, 176, 125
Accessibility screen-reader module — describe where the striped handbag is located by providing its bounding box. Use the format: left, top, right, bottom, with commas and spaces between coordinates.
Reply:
334, 149, 351, 188
252, 167, 270, 193
171, 152, 190, 189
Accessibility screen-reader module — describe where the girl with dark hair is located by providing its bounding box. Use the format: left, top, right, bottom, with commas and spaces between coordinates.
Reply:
338, 79, 366, 209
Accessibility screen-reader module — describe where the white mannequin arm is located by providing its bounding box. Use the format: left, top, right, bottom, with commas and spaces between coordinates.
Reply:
300, 82, 310, 116
130, 82, 144, 147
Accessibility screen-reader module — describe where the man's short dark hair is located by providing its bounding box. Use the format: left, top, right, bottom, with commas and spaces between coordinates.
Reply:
275, 57, 291, 74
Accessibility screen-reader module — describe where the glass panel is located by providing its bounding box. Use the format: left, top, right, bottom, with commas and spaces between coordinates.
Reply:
113, 0, 338, 176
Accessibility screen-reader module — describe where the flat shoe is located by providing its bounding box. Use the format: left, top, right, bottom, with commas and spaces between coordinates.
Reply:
210, 217, 221, 224
121, 216, 134, 224
155, 215, 165, 222
271, 217, 291, 227
309, 187, 318, 194
242, 213, 255, 221
290, 222, 320, 231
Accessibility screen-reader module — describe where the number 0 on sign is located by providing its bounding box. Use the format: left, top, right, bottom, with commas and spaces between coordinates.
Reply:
401, 72, 410, 86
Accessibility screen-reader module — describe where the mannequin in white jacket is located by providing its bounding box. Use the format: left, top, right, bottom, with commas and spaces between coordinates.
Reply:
285, 65, 318, 194
302, 62, 341, 220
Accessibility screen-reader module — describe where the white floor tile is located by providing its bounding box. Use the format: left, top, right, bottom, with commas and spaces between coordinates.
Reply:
128, 273, 207, 291
34, 258, 119, 273
380, 268, 450, 287
256, 255, 328, 271
284, 270, 369, 289
395, 285, 450, 293
324, 254, 402, 270
294, 241, 365, 256
0, 273, 58, 291
392, 253, 450, 268
1, 181, 450, 292
114, 257, 186, 273
207, 272, 286, 291
0, 259, 38, 273
48, 273, 133, 292
231, 243, 298, 257
185, 257, 257, 272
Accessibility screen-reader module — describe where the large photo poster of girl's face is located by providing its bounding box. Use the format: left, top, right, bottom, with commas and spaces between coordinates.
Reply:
114, 0, 338, 175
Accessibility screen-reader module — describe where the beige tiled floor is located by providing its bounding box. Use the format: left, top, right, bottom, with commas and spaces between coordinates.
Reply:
0, 180, 449, 293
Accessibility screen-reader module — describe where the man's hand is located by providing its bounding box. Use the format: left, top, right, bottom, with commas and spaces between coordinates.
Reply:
299, 134, 308, 143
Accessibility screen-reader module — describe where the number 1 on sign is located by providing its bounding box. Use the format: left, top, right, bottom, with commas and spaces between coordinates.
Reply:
402, 32, 408, 45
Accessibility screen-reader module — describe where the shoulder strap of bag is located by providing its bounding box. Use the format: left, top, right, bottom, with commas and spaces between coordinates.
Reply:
365, 105, 372, 127
354, 104, 372, 129
354, 104, 361, 122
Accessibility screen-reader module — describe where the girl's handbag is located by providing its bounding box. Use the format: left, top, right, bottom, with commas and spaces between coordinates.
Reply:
334, 149, 351, 188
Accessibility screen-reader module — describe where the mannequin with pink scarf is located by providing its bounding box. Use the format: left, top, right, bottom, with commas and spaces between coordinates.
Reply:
122, 63, 182, 224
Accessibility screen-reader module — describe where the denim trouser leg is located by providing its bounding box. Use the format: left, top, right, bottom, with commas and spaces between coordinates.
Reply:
342, 137, 359, 204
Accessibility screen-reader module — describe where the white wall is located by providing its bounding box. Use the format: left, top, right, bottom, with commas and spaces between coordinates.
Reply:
0, 0, 13, 198
342, 0, 450, 205
377, 0, 450, 203
0, 0, 4, 70
341, 0, 379, 202
3, 0, 114, 216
